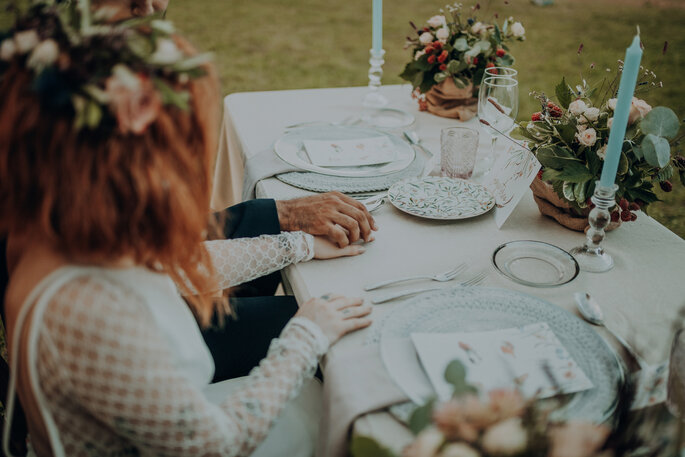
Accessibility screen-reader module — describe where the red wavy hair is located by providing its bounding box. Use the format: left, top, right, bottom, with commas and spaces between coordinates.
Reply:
0, 41, 222, 325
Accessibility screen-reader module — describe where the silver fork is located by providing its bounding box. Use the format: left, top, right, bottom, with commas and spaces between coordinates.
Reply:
370, 271, 488, 304
364, 263, 468, 292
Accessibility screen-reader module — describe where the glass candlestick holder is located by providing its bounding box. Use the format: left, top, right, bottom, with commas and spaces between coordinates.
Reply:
570, 181, 619, 273
362, 48, 388, 109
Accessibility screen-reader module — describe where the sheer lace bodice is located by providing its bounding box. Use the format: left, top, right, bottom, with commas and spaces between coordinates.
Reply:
10, 232, 326, 457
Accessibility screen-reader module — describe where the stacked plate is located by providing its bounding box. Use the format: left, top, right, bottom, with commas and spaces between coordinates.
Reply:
274, 125, 427, 193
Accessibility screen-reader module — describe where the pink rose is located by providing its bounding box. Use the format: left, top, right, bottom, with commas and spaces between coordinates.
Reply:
488, 389, 526, 421
576, 128, 597, 147
481, 418, 528, 455
432, 400, 479, 442
403, 427, 444, 457
632, 97, 652, 118
548, 422, 610, 457
105, 65, 162, 135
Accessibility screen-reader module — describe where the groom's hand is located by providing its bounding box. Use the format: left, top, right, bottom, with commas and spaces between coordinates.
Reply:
276, 192, 378, 247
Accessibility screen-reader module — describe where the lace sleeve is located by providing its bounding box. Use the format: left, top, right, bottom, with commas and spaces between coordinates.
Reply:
204, 231, 314, 290
37, 275, 326, 456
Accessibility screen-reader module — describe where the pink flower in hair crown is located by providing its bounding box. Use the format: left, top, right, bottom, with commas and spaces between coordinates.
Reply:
105, 64, 162, 135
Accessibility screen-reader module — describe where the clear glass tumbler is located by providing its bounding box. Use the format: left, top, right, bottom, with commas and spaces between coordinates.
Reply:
440, 127, 479, 179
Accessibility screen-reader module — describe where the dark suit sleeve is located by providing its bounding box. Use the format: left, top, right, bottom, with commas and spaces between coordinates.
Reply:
214, 199, 283, 297
220, 199, 281, 239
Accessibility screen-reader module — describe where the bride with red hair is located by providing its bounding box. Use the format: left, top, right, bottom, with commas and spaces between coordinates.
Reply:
0, 2, 371, 456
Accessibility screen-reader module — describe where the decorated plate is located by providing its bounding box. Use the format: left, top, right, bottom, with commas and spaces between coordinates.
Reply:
388, 177, 495, 220
274, 125, 415, 178
370, 287, 624, 423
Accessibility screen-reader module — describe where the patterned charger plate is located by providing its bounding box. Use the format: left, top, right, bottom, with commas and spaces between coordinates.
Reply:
371, 287, 624, 423
388, 177, 495, 220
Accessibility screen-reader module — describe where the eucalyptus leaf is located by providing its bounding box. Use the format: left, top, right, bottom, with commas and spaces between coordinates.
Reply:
574, 180, 589, 204
494, 24, 502, 44
656, 164, 674, 181
453, 77, 467, 89
409, 399, 436, 435
556, 162, 593, 183
555, 77, 572, 109
639, 106, 680, 140
434, 72, 448, 83
632, 144, 644, 160
477, 40, 492, 53
495, 54, 514, 67
349, 436, 397, 457
641, 133, 672, 168
563, 182, 575, 201
453, 37, 469, 51
535, 145, 581, 169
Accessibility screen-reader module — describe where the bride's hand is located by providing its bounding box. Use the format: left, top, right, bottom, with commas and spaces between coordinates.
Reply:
313, 236, 367, 259
295, 294, 372, 344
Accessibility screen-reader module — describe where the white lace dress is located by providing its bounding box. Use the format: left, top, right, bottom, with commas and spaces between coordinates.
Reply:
7, 232, 329, 457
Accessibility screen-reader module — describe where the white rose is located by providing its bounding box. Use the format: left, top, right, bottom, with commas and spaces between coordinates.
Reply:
583, 107, 600, 122
404, 427, 444, 457
597, 145, 607, 160
607, 117, 613, 129
631, 97, 652, 118
471, 22, 485, 35
439, 443, 481, 457
577, 123, 588, 133
568, 99, 587, 116
607, 98, 617, 110
419, 32, 434, 46
27, 39, 59, 69
510, 22, 525, 37
576, 127, 597, 147
481, 418, 528, 456
436, 27, 450, 42
427, 15, 446, 28
150, 38, 183, 65
14, 30, 40, 54
414, 49, 426, 61
0, 39, 16, 61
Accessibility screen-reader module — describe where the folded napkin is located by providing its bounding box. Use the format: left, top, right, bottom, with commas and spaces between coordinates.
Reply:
317, 345, 409, 457
242, 147, 302, 201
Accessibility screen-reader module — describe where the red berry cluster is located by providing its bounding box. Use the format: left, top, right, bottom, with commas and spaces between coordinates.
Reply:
660, 180, 673, 192
485, 62, 495, 70
496, 48, 506, 57
617, 198, 639, 222
531, 112, 542, 121
546, 101, 563, 118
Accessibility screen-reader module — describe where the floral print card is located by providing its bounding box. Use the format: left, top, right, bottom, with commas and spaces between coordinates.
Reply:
411, 322, 593, 400
302, 136, 397, 167
483, 146, 541, 229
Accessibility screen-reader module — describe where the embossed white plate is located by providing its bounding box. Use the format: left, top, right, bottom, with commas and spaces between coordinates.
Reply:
374, 287, 624, 423
274, 125, 415, 177
388, 177, 495, 220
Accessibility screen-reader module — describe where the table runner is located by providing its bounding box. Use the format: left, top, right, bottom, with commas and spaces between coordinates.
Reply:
317, 345, 408, 457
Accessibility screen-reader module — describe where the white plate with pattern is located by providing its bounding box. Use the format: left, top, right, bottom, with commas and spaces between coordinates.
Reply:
388, 177, 495, 220
274, 125, 415, 178
375, 287, 624, 423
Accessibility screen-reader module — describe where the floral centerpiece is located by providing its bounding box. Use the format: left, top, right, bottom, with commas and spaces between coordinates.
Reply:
400, 3, 525, 120
351, 360, 683, 457
513, 64, 684, 231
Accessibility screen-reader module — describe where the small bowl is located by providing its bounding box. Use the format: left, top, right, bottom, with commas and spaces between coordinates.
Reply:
492, 240, 579, 288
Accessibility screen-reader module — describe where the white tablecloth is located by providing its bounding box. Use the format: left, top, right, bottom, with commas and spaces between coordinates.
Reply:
211, 84, 685, 453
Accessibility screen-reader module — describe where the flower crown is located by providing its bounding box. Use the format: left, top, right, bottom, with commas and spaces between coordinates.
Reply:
0, 0, 212, 134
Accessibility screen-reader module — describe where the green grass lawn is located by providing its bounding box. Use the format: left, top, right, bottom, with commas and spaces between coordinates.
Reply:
165, 0, 685, 238
1, 0, 683, 237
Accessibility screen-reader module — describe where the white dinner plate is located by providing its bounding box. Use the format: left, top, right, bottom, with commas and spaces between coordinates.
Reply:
376, 287, 624, 423
274, 125, 415, 178
388, 177, 495, 220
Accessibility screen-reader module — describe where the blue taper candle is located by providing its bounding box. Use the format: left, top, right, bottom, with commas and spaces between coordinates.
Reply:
372, 0, 382, 53
599, 34, 642, 188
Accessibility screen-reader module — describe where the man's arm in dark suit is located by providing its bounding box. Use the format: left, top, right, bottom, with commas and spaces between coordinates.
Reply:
219, 198, 281, 239
215, 199, 282, 297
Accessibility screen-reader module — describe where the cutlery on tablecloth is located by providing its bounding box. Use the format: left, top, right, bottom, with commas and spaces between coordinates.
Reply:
364, 263, 467, 292
371, 270, 488, 304
574, 292, 647, 369
403, 130, 434, 158
283, 115, 360, 131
